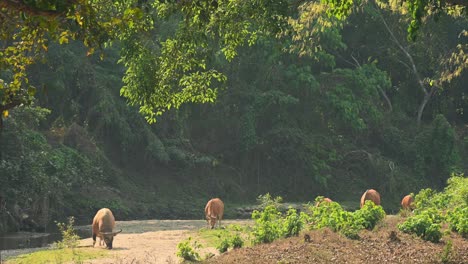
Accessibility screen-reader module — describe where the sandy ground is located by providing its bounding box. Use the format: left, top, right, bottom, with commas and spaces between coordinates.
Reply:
81, 229, 195, 263
1, 219, 251, 264
79, 219, 252, 264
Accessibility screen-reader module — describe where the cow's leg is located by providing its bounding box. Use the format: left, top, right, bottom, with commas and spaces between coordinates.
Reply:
93, 234, 96, 247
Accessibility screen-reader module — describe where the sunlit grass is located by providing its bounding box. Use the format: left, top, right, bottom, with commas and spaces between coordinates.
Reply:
5, 248, 108, 264
196, 223, 252, 248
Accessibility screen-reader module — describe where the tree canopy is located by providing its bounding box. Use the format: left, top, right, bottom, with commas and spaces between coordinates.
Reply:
0, 0, 467, 127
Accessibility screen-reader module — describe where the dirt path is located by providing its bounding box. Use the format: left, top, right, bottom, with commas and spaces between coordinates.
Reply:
78, 219, 251, 264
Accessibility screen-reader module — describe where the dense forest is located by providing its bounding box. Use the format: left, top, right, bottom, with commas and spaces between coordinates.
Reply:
0, 0, 467, 233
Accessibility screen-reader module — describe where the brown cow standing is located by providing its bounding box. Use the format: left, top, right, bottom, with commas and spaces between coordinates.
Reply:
92, 208, 122, 249
360, 189, 381, 208
315, 197, 332, 207
205, 198, 224, 229
401, 194, 414, 210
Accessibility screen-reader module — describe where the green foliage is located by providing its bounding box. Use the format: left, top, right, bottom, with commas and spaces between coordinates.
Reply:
440, 240, 453, 264
353, 200, 386, 230
447, 206, 468, 238
119, 0, 290, 123
251, 195, 307, 244
215, 233, 245, 253
176, 237, 202, 262
414, 115, 459, 183
398, 209, 443, 243
54, 216, 80, 249
256, 193, 283, 208
281, 209, 306, 238
216, 238, 230, 253
6, 249, 107, 264
0, 105, 109, 231
0, 0, 150, 115
230, 234, 244, 249
321, 0, 355, 21
198, 224, 248, 253
307, 196, 385, 239
445, 174, 468, 206
399, 174, 468, 242
286, 1, 346, 66
251, 205, 283, 244
414, 174, 467, 212
321, 64, 388, 132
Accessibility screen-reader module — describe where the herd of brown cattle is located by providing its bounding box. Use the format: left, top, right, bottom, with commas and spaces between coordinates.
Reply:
92, 191, 413, 249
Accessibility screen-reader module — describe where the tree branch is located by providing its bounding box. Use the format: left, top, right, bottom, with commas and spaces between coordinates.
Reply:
378, 10, 428, 96
377, 85, 393, 112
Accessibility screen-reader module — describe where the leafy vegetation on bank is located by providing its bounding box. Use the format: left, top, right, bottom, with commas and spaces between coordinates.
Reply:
176, 237, 202, 262
5, 249, 107, 264
398, 174, 468, 242
6, 217, 106, 264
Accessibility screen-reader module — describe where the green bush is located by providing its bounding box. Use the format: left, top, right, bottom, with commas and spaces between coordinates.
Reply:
307, 198, 362, 239
251, 205, 282, 244
445, 174, 468, 206
398, 209, 443, 243
447, 206, 468, 238
281, 208, 306, 238
307, 197, 385, 239
256, 193, 283, 208
251, 195, 308, 245
353, 200, 386, 230
216, 238, 230, 253
215, 233, 245, 253
231, 234, 244, 249
401, 175, 467, 242
176, 237, 201, 261
54, 216, 80, 249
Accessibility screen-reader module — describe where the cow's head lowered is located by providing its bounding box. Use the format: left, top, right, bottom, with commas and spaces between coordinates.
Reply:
99, 229, 122, 249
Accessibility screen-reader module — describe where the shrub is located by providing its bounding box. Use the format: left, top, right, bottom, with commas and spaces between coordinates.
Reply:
231, 234, 244, 249
251, 205, 282, 244
400, 175, 468, 242
54, 216, 80, 249
447, 206, 468, 238
307, 199, 362, 239
256, 193, 283, 208
280, 208, 306, 238
398, 209, 443, 243
445, 174, 468, 206
353, 200, 386, 230
216, 238, 230, 253
215, 231, 244, 253
176, 237, 201, 261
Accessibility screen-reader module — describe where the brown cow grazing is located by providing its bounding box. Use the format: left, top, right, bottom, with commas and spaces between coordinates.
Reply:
92, 208, 122, 249
401, 194, 414, 210
360, 189, 381, 208
205, 198, 224, 229
315, 197, 333, 207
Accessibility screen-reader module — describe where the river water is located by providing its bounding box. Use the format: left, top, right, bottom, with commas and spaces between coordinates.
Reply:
0, 225, 91, 251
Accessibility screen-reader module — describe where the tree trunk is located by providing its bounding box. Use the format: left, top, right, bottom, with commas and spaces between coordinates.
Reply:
377, 7, 433, 126
416, 86, 436, 126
